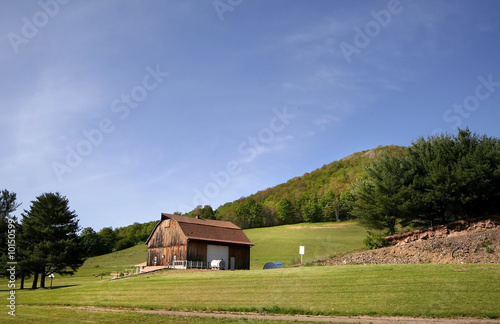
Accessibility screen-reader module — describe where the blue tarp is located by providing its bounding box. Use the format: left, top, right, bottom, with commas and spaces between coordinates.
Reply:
263, 262, 285, 269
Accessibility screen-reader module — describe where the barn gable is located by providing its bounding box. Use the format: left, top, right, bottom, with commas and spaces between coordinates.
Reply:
145, 213, 252, 269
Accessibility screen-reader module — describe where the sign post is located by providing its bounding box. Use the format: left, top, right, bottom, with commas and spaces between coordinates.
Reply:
299, 246, 305, 265
49, 273, 55, 289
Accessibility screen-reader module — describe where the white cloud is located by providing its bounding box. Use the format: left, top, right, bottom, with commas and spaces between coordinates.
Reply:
314, 114, 340, 128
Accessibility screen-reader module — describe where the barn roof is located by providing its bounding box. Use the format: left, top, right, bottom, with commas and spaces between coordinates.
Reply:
145, 213, 253, 246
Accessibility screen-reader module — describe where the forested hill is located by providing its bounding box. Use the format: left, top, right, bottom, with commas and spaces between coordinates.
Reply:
211, 145, 406, 229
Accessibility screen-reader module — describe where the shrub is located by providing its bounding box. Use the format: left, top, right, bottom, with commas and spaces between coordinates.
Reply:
363, 231, 388, 249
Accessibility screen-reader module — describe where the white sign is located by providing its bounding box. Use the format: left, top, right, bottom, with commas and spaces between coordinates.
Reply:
299, 246, 305, 255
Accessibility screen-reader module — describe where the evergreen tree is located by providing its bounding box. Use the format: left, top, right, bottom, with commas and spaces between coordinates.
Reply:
20, 192, 85, 289
0, 190, 22, 281
353, 129, 500, 234
407, 128, 500, 227
0, 190, 20, 260
0, 190, 20, 219
352, 152, 413, 234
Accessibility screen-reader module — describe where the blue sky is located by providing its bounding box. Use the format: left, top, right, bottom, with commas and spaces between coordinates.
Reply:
1, 0, 500, 231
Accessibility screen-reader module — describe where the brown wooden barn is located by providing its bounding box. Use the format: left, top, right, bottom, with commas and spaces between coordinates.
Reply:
145, 213, 253, 270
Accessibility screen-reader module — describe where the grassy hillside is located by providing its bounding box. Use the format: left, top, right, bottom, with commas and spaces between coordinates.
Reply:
84, 244, 148, 269
33, 220, 365, 286
246, 221, 366, 269
98, 221, 367, 271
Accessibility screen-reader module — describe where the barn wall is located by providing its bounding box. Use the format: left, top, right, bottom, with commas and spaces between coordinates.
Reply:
187, 240, 207, 262
148, 220, 187, 248
187, 240, 251, 270
147, 247, 166, 266
229, 244, 251, 270
147, 220, 188, 266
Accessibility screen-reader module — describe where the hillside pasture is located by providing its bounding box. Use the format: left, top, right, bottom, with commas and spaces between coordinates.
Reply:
245, 221, 367, 269
11, 221, 366, 288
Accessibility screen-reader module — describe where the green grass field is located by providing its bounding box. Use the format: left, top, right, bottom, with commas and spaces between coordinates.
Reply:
246, 222, 367, 269
10, 264, 500, 319
2, 221, 500, 323
10, 306, 313, 324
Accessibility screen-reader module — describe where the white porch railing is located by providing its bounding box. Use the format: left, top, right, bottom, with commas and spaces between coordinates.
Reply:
168, 260, 208, 269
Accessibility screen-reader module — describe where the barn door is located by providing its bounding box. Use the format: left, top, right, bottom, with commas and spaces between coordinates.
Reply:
230, 257, 236, 270
207, 245, 229, 270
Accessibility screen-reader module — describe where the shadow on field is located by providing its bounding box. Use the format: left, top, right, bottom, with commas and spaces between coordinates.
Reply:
0, 285, 79, 291
43, 285, 78, 290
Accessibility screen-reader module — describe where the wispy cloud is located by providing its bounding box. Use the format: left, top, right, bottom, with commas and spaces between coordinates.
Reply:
314, 114, 340, 128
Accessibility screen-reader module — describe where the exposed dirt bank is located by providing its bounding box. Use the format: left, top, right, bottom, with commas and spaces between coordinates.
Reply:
319, 217, 500, 266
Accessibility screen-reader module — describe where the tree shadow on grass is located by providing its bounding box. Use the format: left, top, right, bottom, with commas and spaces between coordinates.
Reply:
42, 285, 79, 290
0, 285, 79, 291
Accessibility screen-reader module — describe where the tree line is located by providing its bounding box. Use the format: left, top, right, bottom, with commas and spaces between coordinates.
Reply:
79, 221, 158, 257
209, 190, 355, 229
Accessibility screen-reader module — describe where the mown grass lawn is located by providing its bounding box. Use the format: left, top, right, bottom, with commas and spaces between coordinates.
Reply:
11, 264, 500, 319
8, 306, 311, 324
9, 305, 309, 324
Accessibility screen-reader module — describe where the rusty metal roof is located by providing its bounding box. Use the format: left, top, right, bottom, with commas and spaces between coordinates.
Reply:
145, 213, 253, 246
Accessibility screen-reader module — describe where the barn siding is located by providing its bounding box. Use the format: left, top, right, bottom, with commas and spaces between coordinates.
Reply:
147, 220, 188, 266
187, 240, 207, 262
147, 247, 166, 266
229, 244, 250, 270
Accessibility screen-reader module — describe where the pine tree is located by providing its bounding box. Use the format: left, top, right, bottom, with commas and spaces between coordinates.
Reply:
0, 190, 21, 278
407, 128, 500, 226
352, 152, 412, 234
353, 128, 500, 234
20, 192, 85, 289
